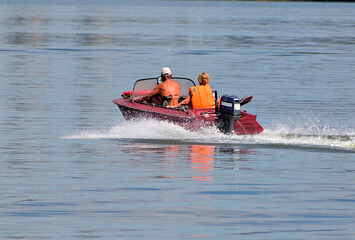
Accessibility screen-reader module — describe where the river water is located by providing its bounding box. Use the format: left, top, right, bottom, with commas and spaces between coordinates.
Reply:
0, 0, 354, 239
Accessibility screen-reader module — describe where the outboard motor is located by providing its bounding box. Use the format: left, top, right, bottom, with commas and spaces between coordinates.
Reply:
218, 94, 241, 134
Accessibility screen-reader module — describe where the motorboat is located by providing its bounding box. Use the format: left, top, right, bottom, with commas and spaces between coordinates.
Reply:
113, 77, 263, 134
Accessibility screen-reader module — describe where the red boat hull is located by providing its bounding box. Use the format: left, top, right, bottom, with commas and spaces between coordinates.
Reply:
113, 98, 263, 135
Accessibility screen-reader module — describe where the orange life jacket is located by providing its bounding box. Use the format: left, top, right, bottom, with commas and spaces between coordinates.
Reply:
189, 84, 215, 109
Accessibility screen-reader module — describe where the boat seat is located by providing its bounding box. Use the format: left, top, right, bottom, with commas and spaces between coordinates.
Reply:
167, 96, 180, 107
161, 95, 185, 107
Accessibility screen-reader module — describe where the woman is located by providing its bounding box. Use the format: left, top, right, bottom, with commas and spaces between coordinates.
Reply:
174, 72, 215, 109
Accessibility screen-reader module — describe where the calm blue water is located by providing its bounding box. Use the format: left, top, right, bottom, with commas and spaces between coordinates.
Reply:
0, 0, 354, 239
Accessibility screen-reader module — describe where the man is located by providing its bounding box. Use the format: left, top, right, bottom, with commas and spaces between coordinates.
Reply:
141, 67, 181, 106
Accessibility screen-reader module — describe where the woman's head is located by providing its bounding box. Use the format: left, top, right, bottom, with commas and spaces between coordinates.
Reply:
198, 72, 210, 85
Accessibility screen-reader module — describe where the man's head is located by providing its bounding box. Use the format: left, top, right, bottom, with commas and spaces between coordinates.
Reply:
161, 67, 172, 81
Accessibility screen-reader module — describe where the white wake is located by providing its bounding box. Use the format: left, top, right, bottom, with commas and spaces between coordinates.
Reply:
63, 119, 355, 151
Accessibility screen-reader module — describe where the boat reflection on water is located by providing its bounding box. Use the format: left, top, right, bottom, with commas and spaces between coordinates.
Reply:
120, 143, 254, 181
190, 145, 215, 181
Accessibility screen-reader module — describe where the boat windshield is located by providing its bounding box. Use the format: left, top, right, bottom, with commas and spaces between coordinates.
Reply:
132, 77, 195, 100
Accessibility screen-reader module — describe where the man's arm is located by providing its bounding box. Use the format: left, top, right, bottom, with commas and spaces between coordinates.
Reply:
142, 85, 161, 101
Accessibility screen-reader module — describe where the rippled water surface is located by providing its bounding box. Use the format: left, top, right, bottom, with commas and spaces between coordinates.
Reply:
0, 0, 354, 239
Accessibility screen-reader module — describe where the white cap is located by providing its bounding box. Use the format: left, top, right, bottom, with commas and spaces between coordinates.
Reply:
161, 67, 172, 76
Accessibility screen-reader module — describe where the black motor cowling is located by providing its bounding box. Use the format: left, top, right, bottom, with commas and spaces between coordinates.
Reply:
218, 94, 241, 134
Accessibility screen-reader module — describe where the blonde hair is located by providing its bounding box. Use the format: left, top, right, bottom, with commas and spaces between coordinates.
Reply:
198, 72, 210, 85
